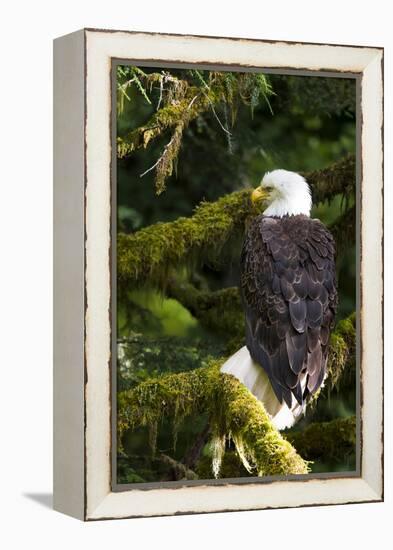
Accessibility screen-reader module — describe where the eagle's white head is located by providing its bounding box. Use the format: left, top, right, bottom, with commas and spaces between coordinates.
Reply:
252, 169, 312, 217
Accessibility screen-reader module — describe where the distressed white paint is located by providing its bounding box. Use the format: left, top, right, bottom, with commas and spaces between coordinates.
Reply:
80, 29, 383, 520
87, 30, 379, 72
359, 50, 384, 499
89, 477, 378, 519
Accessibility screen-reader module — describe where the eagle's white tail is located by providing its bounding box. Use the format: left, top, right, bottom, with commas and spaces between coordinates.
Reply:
220, 346, 305, 430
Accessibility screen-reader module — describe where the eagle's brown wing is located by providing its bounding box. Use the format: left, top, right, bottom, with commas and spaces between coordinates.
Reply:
240, 214, 337, 408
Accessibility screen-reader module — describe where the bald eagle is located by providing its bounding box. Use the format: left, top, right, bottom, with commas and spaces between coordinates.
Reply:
221, 170, 337, 429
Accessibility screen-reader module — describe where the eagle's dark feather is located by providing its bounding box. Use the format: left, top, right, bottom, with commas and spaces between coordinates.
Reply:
240, 214, 337, 409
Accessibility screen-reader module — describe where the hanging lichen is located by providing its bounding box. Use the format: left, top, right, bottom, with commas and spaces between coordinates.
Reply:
117, 313, 355, 478
209, 434, 227, 478
150, 121, 185, 195
117, 155, 355, 291
117, 67, 274, 193
118, 360, 310, 477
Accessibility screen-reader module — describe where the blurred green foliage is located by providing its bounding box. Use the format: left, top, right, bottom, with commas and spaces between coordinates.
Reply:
116, 66, 357, 482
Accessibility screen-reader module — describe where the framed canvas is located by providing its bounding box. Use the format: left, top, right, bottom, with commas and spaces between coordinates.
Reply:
53, 28, 383, 521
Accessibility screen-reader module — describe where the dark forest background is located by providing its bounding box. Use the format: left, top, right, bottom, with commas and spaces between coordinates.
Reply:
116, 67, 357, 484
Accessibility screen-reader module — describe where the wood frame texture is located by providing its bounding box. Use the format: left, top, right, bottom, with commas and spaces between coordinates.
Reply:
53, 28, 384, 521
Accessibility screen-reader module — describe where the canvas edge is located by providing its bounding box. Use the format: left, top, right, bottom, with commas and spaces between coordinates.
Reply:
53, 29, 86, 520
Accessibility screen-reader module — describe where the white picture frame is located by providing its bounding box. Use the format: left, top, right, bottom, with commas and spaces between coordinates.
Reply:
53, 28, 383, 521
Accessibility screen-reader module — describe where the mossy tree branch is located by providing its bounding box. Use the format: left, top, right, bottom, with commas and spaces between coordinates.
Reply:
330, 204, 356, 253
286, 416, 356, 462
117, 71, 273, 159
118, 452, 198, 483
117, 152, 356, 478
117, 85, 212, 158
195, 416, 356, 478
117, 189, 255, 289
118, 314, 355, 477
166, 278, 356, 374
307, 312, 356, 407
325, 313, 356, 389
303, 153, 355, 205
118, 361, 310, 477
118, 155, 355, 289
158, 453, 198, 481
118, 311, 355, 393
118, 70, 274, 194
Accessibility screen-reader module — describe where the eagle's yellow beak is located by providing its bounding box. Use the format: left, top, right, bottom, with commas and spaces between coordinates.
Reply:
251, 186, 269, 205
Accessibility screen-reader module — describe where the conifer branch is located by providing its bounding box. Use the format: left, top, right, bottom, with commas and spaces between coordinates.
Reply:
118, 155, 355, 288
117, 86, 210, 160
117, 69, 274, 193
117, 189, 255, 288
118, 314, 355, 478
118, 361, 310, 477
304, 153, 355, 205
330, 204, 356, 251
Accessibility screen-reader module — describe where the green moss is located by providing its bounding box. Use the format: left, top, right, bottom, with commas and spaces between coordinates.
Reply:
118, 156, 356, 290
118, 453, 197, 483
286, 416, 356, 462
117, 70, 274, 159
153, 121, 185, 195
117, 70, 275, 193
327, 313, 356, 386
309, 313, 356, 405
117, 86, 213, 159
117, 455, 147, 483
117, 189, 256, 288
117, 313, 356, 479
304, 154, 355, 205
117, 83, 222, 194
330, 204, 356, 251
117, 332, 226, 391
216, 370, 310, 475
118, 360, 309, 477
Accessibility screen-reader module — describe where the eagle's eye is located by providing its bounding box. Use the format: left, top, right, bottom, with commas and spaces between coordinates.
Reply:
264, 186, 273, 192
